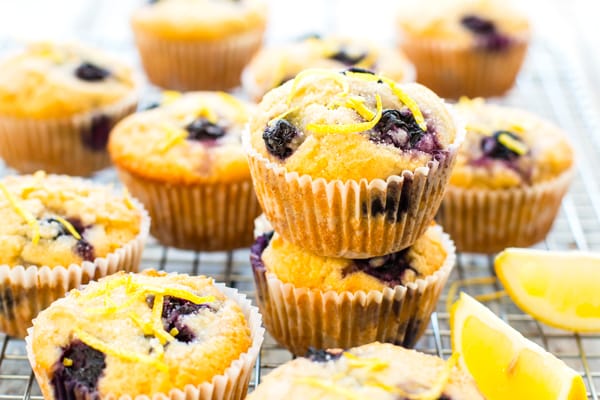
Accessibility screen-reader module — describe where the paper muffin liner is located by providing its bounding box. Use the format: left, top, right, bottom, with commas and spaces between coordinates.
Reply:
25, 280, 264, 400
250, 225, 455, 356
242, 116, 464, 258
116, 168, 262, 251
0, 91, 138, 176
0, 196, 150, 339
399, 33, 529, 99
437, 166, 575, 254
133, 28, 265, 91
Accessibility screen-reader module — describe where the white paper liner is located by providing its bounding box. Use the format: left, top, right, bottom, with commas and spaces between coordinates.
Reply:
437, 165, 575, 254
133, 28, 265, 91
25, 279, 264, 400
252, 225, 455, 356
115, 168, 262, 251
0, 91, 138, 176
0, 181, 150, 338
242, 108, 465, 258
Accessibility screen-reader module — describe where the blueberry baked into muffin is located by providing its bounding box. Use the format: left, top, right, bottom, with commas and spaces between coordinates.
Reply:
242, 35, 415, 101
437, 98, 574, 253
109, 91, 261, 251
0, 172, 149, 338
26, 270, 263, 400
251, 215, 455, 355
245, 68, 463, 258
247, 342, 484, 399
396, 0, 530, 98
131, 0, 267, 90
0, 42, 138, 175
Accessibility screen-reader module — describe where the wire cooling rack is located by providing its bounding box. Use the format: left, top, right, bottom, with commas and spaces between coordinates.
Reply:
1, 37, 600, 399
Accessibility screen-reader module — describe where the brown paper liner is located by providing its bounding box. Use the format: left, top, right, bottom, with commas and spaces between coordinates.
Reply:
116, 168, 262, 251
133, 28, 265, 91
25, 282, 264, 400
399, 33, 529, 99
0, 198, 150, 338
0, 92, 138, 176
251, 225, 455, 356
243, 115, 464, 258
437, 166, 574, 254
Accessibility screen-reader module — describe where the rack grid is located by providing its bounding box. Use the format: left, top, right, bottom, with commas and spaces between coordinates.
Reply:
1, 37, 599, 399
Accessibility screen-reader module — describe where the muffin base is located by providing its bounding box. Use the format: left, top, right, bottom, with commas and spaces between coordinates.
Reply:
133, 28, 265, 91
251, 226, 455, 356
116, 168, 262, 251
0, 93, 138, 176
437, 166, 574, 253
0, 198, 150, 338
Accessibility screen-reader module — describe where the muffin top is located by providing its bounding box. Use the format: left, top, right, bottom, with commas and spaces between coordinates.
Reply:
243, 36, 415, 101
131, 0, 268, 40
0, 42, 136, 118
0, 172, 144, 268
251, 223, 449, 293
109, 91, 253, 184
397, 0, 530, 50
29, 270, 252, 398
248, 68, 458, 181
246, 342, 483, 399
451, 98, 574, 189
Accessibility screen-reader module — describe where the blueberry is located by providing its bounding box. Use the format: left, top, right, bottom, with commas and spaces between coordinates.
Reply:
481, 130, 524, 161
329, 48, 367, 66
250, 231, 274, 273
147, 295, 213, 343
51, 340, 106, 400
75, 62, 111, 82
305, 348, 343, 363
140, 101, 161, 111
371, 109, 426, 149
262, 119, 300, 159
81, 114, 112, 151
461, 15, 496, 35
342, 248, 418, 287
481, 33, 512, 51
343, 67, 375, 75
185, 118, 226, 141
75, 240, 95, 262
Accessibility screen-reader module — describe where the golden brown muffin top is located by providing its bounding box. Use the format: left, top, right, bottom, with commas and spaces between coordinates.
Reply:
246, 342, 484, 399
243, 36, 415, 101
29, 270, 252, 398
248, 68, 460, 181
0, 172, 144, 268
0, 42, 137, 119
258, 224, 449, 293
109, 91, 253, 184
450, 98, 574, 189
131, 0, 268, 40
397, 0, 530, 45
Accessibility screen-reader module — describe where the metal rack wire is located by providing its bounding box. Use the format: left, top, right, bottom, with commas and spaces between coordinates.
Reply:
1, 37, 600, 399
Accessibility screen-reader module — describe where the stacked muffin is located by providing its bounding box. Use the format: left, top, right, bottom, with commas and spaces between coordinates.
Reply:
245, 68, 463, 355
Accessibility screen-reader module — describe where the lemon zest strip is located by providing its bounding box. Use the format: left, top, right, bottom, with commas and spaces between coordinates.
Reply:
0, 183, 40, 245
268, 107, 300, 126
162, 90, 182, 105
142, 286, 216, 305
51, 216, 82, 240
151, 295, 176, 345
62, 358, 73, 367
306, 94, 382, 134
295, 377, 364, 400
343, 352, 389, 372
345, 96, 375, 121
158, 123, 188, 153
121, 187, 135, 210
287, 69, 349, 106
466, 123, 492, 136
497, 132, 528, 155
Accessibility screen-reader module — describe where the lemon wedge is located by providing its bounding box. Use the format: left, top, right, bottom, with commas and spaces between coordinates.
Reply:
451, 292, 587, 400
496, 248, 600, 332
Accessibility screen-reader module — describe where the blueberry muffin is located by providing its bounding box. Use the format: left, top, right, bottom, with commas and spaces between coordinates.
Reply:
109, 91, 261, 251
26, 270, 263, 400
0, 42, 138, 175
251, 216, 455, 355
437, 98, 574, 253
245, 68, 463, 258
131, 0, 267, 90
242, 35, 415, 101
247, 342, 483, 399
397, 0, 530, 98
0, 172, 149, 338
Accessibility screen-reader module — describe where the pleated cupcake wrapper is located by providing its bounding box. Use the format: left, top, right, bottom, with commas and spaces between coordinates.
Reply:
116, 168, 262, 251
0, 195, 150, 338
242, 114, 465, 258
400, 33, 529, 99
251, 225, 455, 356
0, 92, 138, 176
26, 283, 265, 400
437, 166, 574, 254
133, 28, 265, 91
